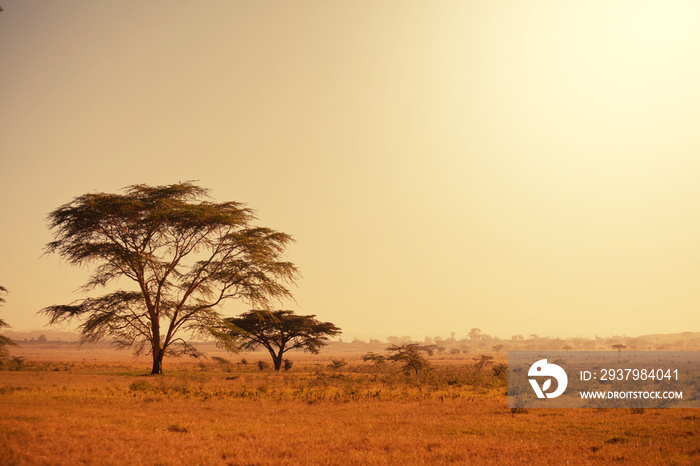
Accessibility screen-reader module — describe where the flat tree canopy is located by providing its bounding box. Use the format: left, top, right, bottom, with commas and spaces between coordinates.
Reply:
41, 182, 299, 374
228, 310, 341, 370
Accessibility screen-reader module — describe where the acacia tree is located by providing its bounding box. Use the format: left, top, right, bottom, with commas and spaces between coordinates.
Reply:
386, 343, 431, 375
41, 183, 299, 374
612, 344, 627, 355
0, 286, 15, 357
228, 310, 341, 370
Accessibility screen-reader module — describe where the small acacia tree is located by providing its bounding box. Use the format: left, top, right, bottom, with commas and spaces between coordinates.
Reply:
612, 344, 627, 355
228, 310, 341, 370
362, 352, 388, 372
387, 343, 431, 375
41, 183, 299, 374
0, 286, 16, 357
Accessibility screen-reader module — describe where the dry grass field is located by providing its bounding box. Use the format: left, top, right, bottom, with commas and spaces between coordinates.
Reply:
1, 346, 699, 465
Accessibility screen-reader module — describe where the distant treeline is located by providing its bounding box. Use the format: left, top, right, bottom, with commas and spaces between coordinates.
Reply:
332, 331, 700, 353
6, 329, 700, 353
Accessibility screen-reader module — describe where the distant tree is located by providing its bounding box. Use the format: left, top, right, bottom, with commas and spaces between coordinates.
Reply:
449, 348, 461, 355
468, 328, 481, 341
228, 310, 341, 371
387, 343, 431, 375
492, 344, 504, 353
512, 334, 524, 342
473, 354, 493, 371
563, 345, 573, 351
40, 182, 299, 374
417, 344, 437, 356
612, 344, 627, 354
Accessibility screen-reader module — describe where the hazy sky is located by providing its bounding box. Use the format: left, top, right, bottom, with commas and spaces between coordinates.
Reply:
2, 1, 700, 340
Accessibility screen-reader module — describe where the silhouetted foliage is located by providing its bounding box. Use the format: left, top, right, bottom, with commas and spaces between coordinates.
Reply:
362, 352, 388, 372
228, 310, 341, 371
387, 343, 431, 375
473, 354, 493, 371
469, 328, 481, 341
612, 344, 627, 354
0, 286, 15, 357
492, 363, 508, 377
40, 182, 299, 374
328, 359, 347, 372
212, 356, 233, 372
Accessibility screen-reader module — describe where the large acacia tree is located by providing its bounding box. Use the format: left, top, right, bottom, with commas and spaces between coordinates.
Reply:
228, 310, 341, 370
41, 182, 299, 374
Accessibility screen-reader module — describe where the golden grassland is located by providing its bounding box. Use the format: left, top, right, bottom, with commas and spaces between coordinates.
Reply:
1, 348, 699, 465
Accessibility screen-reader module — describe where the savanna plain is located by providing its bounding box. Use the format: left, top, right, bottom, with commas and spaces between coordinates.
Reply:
1, 344, 699, 465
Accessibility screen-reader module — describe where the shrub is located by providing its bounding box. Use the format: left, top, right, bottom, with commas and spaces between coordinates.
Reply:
473, 355, 493, 371
129, 380, 151, 392
0, 356, 24, 371
328, 360, 347, 371
212, 356, 233, 372
492, 363, 507, 377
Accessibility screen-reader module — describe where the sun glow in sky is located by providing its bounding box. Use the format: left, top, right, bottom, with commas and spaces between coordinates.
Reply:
1, 1, 700, 340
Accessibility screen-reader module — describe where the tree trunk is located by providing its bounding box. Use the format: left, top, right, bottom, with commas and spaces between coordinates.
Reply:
150, 315, 163, 374
273, 353, 283, 371
151, 346, 164, 374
